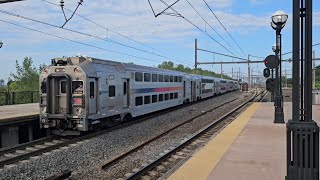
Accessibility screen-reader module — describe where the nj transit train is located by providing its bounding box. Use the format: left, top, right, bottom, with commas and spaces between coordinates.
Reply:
39, 57, 239, 135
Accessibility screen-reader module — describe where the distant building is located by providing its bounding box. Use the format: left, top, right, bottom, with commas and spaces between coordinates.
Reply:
0, 79, 4, 87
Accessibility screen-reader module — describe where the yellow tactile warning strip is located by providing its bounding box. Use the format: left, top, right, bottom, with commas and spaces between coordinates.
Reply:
167, 103, 261, 180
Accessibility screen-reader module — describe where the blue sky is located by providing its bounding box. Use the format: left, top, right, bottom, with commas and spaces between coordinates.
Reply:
0, 0, 319, 83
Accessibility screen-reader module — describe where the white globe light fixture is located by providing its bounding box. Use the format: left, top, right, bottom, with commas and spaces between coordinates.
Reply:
0, 41, 3, 48
271, 10, 288, 30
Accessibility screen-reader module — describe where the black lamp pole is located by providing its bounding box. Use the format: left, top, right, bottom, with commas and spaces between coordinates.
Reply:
271, 19, 285, 123
286, 0, 319, 179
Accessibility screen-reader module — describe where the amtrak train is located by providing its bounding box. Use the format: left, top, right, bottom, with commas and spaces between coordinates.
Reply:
39, 57, 239, 135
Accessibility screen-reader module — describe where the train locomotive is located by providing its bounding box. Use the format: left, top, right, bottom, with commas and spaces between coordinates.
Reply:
39, 57, 239, 135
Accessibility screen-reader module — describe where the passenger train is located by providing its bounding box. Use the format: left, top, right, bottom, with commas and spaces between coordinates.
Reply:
39, 57, 239, 135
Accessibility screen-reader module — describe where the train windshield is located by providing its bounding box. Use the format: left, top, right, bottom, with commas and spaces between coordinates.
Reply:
72, 81, 83, 94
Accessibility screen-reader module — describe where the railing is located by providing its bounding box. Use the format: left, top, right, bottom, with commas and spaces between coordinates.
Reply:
0, 91, 39, 106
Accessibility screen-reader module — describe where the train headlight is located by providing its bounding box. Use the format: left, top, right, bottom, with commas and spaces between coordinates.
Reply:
42, 107, 47, 114
76, 108, 83, 115
43, 68, 49, 75
74, 67, 82, 74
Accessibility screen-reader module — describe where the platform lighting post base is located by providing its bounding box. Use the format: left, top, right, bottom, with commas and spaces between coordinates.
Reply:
286, 120, 319, 180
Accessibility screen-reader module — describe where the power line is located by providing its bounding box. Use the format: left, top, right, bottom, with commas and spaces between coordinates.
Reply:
202, 0, 247, 57
282, 43, 320, 56
185, 0, 242, 57
197, 48, 246, 61
0, 9, 190, 66
0, 19, 165, 63
149, 0, 237, 56
42, 0, 186, 65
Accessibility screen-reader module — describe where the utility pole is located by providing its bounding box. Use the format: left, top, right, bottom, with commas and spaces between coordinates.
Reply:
248, 54, 251, 89
220, 61, 223, 78
251, 68, 254, 87
232, 67, 234, 79
285, 69, 288, 88
312, 50, 316, 89
195, 39, 197, 75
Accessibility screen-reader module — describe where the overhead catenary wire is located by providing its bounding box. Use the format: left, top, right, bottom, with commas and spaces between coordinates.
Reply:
0, 19, 165, 63
185, 0, 242, 57
282, 43, 320, 56
202, 0, 247, 57
0, 9, 191, 66
152, 0, 237, 56
42, 0, 185, 65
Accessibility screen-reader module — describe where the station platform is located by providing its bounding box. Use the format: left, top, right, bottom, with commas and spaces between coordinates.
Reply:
168, 102, 320, 180
0, 103, 39, 125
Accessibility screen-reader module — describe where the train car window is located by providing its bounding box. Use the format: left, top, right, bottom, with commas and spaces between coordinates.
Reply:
60, 81, 66, 94
90, 82, 94, 98
159, 75, 164, 82
179, 76, 182, 82
164, 75, 169, 82
72, 81, 83, 94
174, 76, 178, 82
144, 96, 151, 104
174, 92, 178, 99
144, 73, 151, 82
152, 95, 157, 103
135, 96, 143, 106
165, 93, 169, 100
109, 86, 115, 97
170, 93, 173, 99
170, 76, 174, 82
159, 94, 164, 101
152, 74, 158, 82
41, 79, 46, 93
135, 72, 143, 82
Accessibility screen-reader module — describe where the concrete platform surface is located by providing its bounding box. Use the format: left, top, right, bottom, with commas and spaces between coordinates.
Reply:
0, 103, 39, 123
168, 102, 320, 180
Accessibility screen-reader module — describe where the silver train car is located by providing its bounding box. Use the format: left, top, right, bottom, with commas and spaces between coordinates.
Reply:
39, 57, 239, 135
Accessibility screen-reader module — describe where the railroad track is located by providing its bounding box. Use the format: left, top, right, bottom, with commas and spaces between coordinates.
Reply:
0, 91, 243, 170
105, 90, 262, 180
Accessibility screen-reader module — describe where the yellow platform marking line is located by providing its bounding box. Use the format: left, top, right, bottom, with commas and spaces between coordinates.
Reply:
167, 103, 261, 180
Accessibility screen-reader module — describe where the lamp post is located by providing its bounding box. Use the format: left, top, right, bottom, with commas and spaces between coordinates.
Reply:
286, 0, 319, 179
271, 10, 287, 124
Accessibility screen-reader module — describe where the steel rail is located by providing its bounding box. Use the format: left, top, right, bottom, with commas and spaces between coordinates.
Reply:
101, 96, 242, 170
0, 135, 58, 157
0, 91, 240, 169
125, 91, 261, 179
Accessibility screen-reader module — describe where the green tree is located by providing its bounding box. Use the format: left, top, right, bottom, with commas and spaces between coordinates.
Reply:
158, 61, 175, 70
157, 61, 233, 80
9, 57, 44, 91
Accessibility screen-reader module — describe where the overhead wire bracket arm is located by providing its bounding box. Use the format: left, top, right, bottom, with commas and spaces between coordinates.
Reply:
60, 0, 83, 28
148, 0, 181, 18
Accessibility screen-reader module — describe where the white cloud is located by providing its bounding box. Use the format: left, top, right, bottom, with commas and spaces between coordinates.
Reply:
0, 0, 270, 44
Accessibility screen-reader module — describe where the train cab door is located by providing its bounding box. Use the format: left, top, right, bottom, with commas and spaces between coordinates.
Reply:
57, 79, 67, 114
89, 78, 97, 114
122, 79, 130, 108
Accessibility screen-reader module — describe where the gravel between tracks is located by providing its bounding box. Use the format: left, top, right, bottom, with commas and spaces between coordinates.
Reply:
0, 91, 250, 180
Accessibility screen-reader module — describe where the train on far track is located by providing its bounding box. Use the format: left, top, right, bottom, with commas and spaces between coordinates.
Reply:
39, 57, 239, 135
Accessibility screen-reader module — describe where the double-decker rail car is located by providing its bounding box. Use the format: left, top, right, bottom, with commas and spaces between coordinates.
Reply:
39, 57, 238, 135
